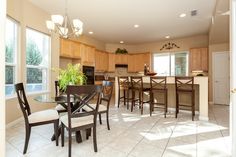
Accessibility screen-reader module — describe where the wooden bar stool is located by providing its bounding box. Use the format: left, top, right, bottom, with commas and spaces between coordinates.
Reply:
118, 76, 132, 109
150, 76, 168, 117
130, 76, 151, 114
175, 77, 195, 121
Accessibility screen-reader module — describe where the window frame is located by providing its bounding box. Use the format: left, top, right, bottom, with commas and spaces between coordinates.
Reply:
5, 16, 20, 98
152, 51, 189, 76
25, 27, 51, 94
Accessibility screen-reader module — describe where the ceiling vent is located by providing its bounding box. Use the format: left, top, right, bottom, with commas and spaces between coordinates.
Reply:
191, 10, 198, 16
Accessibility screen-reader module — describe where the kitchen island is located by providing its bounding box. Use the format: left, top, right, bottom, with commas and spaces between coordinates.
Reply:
115, 76, 209, 121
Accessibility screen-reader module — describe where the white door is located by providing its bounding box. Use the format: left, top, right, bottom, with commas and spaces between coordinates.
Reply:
213, 52, 230, 105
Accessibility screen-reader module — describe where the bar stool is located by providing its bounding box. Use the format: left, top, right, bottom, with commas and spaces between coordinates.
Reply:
118, 76, 132, 109
130, 76, 151, 114
175, 77, 195, 121
150, 76, 168, 117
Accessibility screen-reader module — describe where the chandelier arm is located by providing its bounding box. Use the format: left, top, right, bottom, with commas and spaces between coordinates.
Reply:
55, 24, 65, 36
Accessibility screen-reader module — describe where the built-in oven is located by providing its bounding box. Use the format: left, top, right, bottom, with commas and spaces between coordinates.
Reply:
82, 66, 95, 85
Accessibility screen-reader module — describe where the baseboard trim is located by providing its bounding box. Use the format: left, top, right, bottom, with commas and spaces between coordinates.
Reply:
6, 117, 23, 129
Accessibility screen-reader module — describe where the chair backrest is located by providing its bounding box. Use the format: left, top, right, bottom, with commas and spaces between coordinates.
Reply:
175, 77, 194, 92
101, 81, 113, 108
65, 85, 102, 128
150, 76, 167, 91
15, 83, 31, 124
130, 76, 143, 90
118, 76, 130, 90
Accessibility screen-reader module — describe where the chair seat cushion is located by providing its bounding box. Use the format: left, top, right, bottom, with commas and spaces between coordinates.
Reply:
83, 104, 107, 112
55, 104, 67, 111
60, 114, 94, 128
28, 109, 59, 124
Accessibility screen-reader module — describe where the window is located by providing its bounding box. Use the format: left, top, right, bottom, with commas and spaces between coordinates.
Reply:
153, 52, 188, 76
5, 18, 18, 96
26, 28, 50, 93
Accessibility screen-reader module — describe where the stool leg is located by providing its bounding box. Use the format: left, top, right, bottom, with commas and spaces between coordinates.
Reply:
127, 90, 129, 110
192, 91, 195, 121
124, 90, 126, 106
150, 92, 153, 116
141, 91, 144, 115
118, 89, 120, 108
164, 90, 167, 118
131, 91, 135, 112
175, 92, 178, 118
139, 91, 141, 108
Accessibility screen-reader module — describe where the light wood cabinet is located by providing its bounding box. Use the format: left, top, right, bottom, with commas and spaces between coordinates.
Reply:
108, 53, 115, 72
60, 38, 73, 58
128, 52, 151, 72
190, 48, 208, 72
71, 41, 81, 59
115, 54, 128, 64
95, 50, 108, 72
80, 45, 95, 66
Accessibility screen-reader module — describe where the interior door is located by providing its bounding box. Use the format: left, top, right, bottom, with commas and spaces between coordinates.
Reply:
213, 51, 230, 105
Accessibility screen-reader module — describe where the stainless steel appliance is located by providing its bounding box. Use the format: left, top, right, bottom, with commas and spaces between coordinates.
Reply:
82, 66, 95, 84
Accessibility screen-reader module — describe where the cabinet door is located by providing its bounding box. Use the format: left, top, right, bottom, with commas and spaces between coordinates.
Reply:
128, 55, 136, 72
200, 48, 208, 71
60, 38, 72, 57
71, 42, 81, 59
95, 50, 101, 71
135, 54, 144, 72
143, 53, 151, 70
103, 52, 108, 71
116, 54, 128, 64
87, 47, 95, 65
108, 53, 115, 72
190, 48, 201, 71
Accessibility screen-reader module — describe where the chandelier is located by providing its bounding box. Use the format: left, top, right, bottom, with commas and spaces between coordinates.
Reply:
46, 0, 83, 38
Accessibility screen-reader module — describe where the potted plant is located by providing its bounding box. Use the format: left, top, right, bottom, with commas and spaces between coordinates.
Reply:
57, 63, 87, 91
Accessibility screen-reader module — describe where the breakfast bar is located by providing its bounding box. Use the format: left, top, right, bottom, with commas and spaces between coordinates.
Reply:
115, 76, 209, 121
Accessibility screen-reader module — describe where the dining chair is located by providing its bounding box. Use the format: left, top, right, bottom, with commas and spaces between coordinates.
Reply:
130, 76, 151, 114
15, 83, 59, 154
83, 81, 113, 130
54, 81, 67, 113
150, 76, 168, 117
175, 77, 195, 121
60, 85, 102, 157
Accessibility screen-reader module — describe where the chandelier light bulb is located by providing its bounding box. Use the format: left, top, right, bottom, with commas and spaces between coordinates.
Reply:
46, 20, 55, 31
51, 15, 64, 25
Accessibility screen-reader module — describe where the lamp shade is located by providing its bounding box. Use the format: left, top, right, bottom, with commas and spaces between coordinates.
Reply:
46, 20, 55, 30
51, 15, 64, 25
73, 19, 83, 29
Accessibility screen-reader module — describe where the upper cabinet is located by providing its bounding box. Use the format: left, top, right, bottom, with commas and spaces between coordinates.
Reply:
189, 48, 208, 72
115, 54, 128, 64
128, 52, 151, 72
60, 38, 95, 66
108, 53, 116, 72
95, 50, 108, 72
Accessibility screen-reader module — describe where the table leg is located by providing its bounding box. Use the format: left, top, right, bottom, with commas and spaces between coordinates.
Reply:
76, 131, 82, 143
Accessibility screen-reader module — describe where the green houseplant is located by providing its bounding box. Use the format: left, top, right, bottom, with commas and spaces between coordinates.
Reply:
57, 63, 87, 91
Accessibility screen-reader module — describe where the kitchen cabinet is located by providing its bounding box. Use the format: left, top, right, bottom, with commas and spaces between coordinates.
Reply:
108, 53, 115, 72
80, 45, 95, 66
95, 50, 108, 72
115, 54, 128, 64
190, 48, 208, 72
60, 38, 73, 58
128, 52, 151, 72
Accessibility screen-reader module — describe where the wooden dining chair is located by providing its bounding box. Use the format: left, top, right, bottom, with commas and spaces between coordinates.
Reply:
54, 81, 67, 113
60, 85, 102, 157
150, 76, 168, 117
83, 81, 113, 130
175, 77, 195, 121
15, 83, 59, 154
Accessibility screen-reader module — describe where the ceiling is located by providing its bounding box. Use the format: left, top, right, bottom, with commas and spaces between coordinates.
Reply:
29, 0, 218, 44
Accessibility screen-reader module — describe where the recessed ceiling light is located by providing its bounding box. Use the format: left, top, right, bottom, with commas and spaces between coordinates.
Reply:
88, 31, 93, 34
120, 41, 124, 44
179, 13, 186, 18
134, 24, 139, 28
165, 36, 170, 39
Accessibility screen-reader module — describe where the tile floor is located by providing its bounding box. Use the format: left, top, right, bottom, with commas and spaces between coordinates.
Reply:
6, 101, 231, 157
